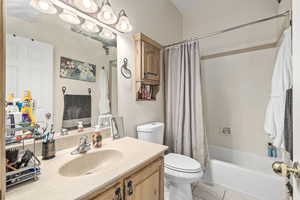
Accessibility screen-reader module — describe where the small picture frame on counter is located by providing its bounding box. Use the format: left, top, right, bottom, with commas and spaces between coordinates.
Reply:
111, 116, 125, 140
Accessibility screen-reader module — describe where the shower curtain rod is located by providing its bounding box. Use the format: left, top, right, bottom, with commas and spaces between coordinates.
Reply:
164, 10, 290, 49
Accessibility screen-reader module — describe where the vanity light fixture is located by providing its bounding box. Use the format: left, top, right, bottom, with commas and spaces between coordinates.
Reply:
59, 9, 81, 25
97, 0, 118, 25
99, 28, 116, 40
81, 20, 100, 33
73, 0, 98, 13
31, 0, 133, 37
116, 10, 133, 33
30, 0, 57, 14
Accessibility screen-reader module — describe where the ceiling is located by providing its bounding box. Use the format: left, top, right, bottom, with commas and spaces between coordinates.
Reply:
170, 0, 280, 16
6, 0, 116, 48
7, 0, 40, 22
170, 0, 201, 15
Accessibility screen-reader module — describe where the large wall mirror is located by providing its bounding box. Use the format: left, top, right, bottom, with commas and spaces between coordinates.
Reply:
6, 1, 117, 134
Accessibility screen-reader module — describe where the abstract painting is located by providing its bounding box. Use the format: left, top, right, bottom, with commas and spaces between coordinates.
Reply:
60, 56, 96, 82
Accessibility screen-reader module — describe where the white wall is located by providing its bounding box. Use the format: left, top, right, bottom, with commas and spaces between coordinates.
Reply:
7, 15, 116, 130
278, 0, 292, 13
175, 0, 283, 156
114, 0, 183, 137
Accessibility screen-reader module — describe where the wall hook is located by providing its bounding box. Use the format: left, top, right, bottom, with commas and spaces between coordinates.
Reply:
62, 86, 67, 95
121, 58, 132, 79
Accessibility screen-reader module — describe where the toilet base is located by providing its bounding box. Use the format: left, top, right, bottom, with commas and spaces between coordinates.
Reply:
165, 180, 193, 200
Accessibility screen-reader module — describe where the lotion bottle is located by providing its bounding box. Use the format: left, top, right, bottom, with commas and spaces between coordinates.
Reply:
92, 125, 102, 148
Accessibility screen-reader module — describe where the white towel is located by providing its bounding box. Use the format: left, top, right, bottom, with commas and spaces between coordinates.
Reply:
99, 68, 111, 114
264, 27, 292, 148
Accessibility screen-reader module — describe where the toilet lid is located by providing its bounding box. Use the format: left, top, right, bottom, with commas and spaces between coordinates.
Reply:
165, 153, 202, 173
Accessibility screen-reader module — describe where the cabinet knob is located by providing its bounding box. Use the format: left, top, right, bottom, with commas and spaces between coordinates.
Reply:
127, 180, 134, 196
114, 187, 122, 200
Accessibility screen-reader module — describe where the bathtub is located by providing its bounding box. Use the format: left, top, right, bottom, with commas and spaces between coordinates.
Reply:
202, 145, 286, 200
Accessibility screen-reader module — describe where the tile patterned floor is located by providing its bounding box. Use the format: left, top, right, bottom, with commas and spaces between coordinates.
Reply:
192, 182, 258, 200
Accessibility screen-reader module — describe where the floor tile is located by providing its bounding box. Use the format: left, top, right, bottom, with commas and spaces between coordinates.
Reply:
223, 190, 258, 200
192, 182, 225, 200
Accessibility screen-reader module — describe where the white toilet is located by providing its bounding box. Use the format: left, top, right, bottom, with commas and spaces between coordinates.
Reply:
137, 122, 203, 200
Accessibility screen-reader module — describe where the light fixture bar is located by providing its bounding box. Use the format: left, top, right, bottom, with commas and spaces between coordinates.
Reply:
50, 0, 124, 34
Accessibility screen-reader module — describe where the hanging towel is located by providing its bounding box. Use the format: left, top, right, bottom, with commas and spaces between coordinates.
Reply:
99, 68, 110, 114
264, 27, 292, 148
284, 88, 293, 160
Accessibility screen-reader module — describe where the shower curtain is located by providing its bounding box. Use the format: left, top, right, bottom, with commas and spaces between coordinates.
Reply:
164, 41, 208, 168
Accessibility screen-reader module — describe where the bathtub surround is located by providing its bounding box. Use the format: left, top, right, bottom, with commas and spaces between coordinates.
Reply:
264, 27, 292, 148
164, 41, 208, 168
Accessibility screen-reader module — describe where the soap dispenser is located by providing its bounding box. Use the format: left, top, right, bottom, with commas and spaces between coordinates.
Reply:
92, 125, 102, 148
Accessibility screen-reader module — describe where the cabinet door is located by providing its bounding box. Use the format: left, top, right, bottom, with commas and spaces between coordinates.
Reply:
92, 183, 123, 200
125, 159, 163, 200
142, 41, 160, 81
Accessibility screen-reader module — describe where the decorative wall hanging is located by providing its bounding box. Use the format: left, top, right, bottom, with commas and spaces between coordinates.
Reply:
60, 56, 96, 82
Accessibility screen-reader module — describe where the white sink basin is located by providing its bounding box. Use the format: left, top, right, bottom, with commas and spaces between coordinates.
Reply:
59, 149, 123, 177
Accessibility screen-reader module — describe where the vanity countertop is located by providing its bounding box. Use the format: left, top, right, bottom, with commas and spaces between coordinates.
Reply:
6, 137, 168, 200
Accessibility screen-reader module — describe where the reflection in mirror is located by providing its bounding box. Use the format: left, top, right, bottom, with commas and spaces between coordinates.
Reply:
111, 116, 125, 140
5, 6, 117, 137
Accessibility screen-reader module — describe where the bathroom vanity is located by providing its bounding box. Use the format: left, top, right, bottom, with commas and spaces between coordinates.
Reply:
5, 137, 168, 200
87, 155, 163, 200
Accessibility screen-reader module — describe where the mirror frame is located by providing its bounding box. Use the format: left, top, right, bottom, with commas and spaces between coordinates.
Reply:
0, 0, 5, 197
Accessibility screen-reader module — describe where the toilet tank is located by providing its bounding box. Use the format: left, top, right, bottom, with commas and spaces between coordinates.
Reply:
137, 122, 164, 144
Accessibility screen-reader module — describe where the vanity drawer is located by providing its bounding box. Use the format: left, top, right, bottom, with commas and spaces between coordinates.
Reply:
124, 158, 163, 200
91, 182, 123, 200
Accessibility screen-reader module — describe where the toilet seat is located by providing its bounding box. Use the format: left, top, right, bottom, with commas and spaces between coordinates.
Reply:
165, 153, 202, 173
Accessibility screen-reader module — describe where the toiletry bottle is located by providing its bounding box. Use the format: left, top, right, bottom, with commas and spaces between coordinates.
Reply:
92, 125, 102, 148
267, 143, 273, 157
21, 90, 36, 125
78, 121, 84, 132
6, 94, 16, 113
6, 94, 17, 137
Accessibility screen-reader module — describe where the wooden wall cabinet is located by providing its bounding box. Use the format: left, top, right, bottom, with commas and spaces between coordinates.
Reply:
89, 157, 164, 200
134, 33, 162, 101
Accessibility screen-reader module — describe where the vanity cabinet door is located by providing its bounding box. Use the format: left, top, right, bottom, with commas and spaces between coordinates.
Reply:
142, 41, 160, 82
124, 158, 163, 200
92, 183, 123, 200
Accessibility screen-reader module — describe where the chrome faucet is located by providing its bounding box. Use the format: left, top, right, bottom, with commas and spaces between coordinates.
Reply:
71, 136, 91, 155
